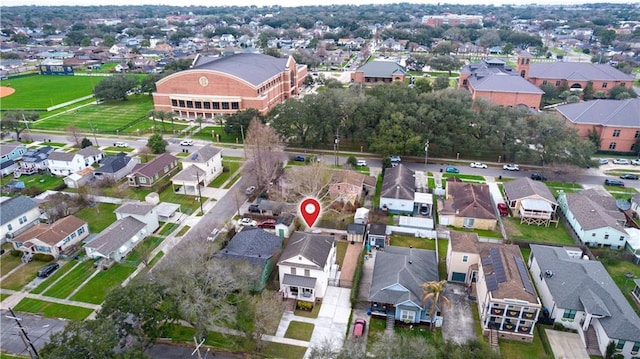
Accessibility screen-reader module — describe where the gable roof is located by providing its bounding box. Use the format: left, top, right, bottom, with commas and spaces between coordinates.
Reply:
0, 195, 39, 224
529, 62, 634, 81
503, 177, 557, 204
183, 144, 222, 164
530, 244, 640, 341
218, 228, 283, 267
77, 146, 102, 157
446, 181, 496, 220
191, 53, 291, 86
471, 72, 544, 94
380, 164, 415, 200
115, 201, 155, 216
47, 151, 76, 162
130, 153, 176, 178
85, 216, 146, 256
96, 153, 132, 174
278, 231, 334, 269
356, 60, 407, 78
556, 98, 640, 128
563, 189, 627, 233
13, 215, 86, 246
0, 144, 26, 155
368, 246, 438, 307
22, 146, 53, 164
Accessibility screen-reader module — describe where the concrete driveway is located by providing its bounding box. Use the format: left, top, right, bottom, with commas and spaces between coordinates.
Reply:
441, 283, 476, 344
307, 286, 352, 353
545, 329, 589, 359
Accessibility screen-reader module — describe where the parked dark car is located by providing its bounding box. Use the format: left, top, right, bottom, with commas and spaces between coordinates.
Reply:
258, 219, 277, 229
620, 174, 639, 180
530, 173, 547, 181
497, 203, 509, 216
248, 204, 262, 213
353, 319, 366, 338
294, 155, 306, 162
37, 262, 60, 278
604, 179, 625, 187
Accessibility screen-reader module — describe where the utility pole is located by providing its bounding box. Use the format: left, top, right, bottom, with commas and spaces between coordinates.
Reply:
424, 140, 429, 171
334, 127, 340, 167
7, 308, 39, 358
240, 124, 246, 159
87, 119, 99, 147
195, 171, 203, 215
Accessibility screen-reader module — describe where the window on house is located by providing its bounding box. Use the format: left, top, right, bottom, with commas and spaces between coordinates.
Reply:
171, 99, 178, 106
304, 269, 310, 277
213, 102, 220, 109
602, 82, 608, 88
616, 340, 625, 350
291, 268, 296, 275
186, 101, 193, 108
178, 100, 185, 107
195, 101, 202, 109
555, 80, 561, 86
203, 102, 211, 109
231, 102, 239, 110
562, 309, 577, 319
7, 224, 12, 231
542, 80, 547, 85
620, 236, 625, 241
462, 255, 468, 263
463, 218, 474, 228
592, 233, 596, 236
609, 142, 617, 150
632, 342, 640, 352
613, 129, 620, 137
139, 177, 147, 184
604, 234, 609, 239
222, 102, 230, 110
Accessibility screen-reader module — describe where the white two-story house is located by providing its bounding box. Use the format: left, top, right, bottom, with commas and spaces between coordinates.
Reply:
171, 144, 223, 195
278, 232, 337, 304
46, 147, 103, 176
557, 189, 628, 248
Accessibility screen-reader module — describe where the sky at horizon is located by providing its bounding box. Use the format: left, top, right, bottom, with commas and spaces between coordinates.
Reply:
3, 0, 637, 7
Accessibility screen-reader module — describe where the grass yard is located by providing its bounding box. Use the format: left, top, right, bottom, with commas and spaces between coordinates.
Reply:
13, 297, 94, 320
503, 217, 575, 246
166, 324, 244, 351
224, 172, 243, 189
192, 125, 243, 144
0, 260, 43, 290
546, 181, 583, 196
70, 263, 137, 304
208, 160, 242, 188
156, 185, 200, 214
442, 173, 486, 182
596, 251, 640, 316
148, 251, 164, 266
102, 146, 135, 153
0, 75, 97, 109
74, 203, 117, 233
30, 260, 76, 294
1, 253, 23, 277
2, 173, 64, 192
175, 225, 191, 237
32, 95, 154, 134
294, 302, 322, 319
0, 352, 29, 359
447, 226, 503, 239
0, 293, 10, 301
335, 240, 348, 268
126, 236, 164, 265
158, 222, 179, 236
366, 317, 388, 351
605, 186, 638, 199
284, 321, 314, 341
262, 342, 308, 359
499, 329, 551, 359
43, 260, 95, 299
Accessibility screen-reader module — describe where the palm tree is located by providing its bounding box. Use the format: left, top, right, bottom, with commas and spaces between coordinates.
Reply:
420, 280, 451, 331
166, 111, 177, 133
195, 116, 205, 131
156, 110, 167, 133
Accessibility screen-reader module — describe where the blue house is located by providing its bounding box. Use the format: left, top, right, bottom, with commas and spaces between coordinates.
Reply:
368, 246, 442, 326
0, 144, 27, 164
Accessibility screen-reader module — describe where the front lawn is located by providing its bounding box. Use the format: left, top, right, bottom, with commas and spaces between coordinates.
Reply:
13, 298, 94, 320
1, 253, 23, 276
284, 321, 314, 341
207, 160, 242, 188
175, 225, 191, 237
43, 260, 95, 299
604, 186, 638, 199
294, 302, 321, 319
499, 329, 550, 359
0, 260, 42, 291
30, 260, 76, 294
503, 218, 575, 245
70, 263, 137, 304
74, 203, 117, 233
262, 342, 308, 359
442, 173, 486, 182
126, 236, 164, 265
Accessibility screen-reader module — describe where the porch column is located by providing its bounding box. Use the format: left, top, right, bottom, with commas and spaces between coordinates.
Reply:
582, 313, 592, 331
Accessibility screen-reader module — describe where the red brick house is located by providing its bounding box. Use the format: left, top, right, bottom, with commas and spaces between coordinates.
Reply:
556, 98, 640, 154
351, 60, 408, 86
153, 53, 307, 118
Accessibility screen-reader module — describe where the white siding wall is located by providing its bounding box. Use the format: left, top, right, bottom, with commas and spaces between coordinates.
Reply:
380, 197, 414, 213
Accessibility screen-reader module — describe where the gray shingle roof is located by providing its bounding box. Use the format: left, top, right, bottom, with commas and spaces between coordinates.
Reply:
218, 228, 283, 268
47, 151, 75, 161
368, 246, 438, 307
0, 195, 39, 225
369, 223, 387, 236
96, 153, 131, 174
183, 144, 222, 164
278, 232, 334, 270
564, 189, 627, 233
191, 53, 290, 86
77, 146, 102, 157
22, 146, 53, 164
356, 60, 407, 78
470, 72, 544, 94
530, 244, 640, 341
131, 153, 177, 178
503, 177, 557, 204
282, 273, 317, 288
556, 98, 640, 127
381, 164, 415, 200
347, 223, 366, 234
529, 62, 634, 81
172, 165, 206, 182
115, 201, 155, 216
85, 216, 146, 256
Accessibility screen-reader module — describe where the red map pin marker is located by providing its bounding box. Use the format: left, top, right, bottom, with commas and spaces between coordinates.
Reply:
299, 197, 321, 228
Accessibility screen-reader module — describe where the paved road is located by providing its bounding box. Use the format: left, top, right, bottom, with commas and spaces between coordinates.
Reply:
0, 309, 67, 356
146, 343, 243, 359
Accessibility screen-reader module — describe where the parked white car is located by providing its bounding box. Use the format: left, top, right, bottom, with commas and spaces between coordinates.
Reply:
470, 162, 488, 169
632, 159, 640, 166
180, 139, 194, 146
598, 158, 609, 165
503, 163, 520, 171
113, 142, 128, 148
613, 159, 630, 165
239, 218, 257, 227
356, 159, 367, 167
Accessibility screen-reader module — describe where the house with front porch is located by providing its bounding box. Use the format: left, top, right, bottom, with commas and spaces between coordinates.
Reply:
368, 246, 440, 326
447, 231, 542, 342
171, 145, 223, 195
46, 147, 103, 176
84, 216, 148, 264
438, 179, 497, 230
127, 153, 178, 187
503, 177, 559, 227
0, 143, 27, 164
379, 164, 415, 214
529, 244, 640, 357
18, 146, 53, 174
114, 201, 159, 235
10, 215, 88, 260
557, 189, 628, 248
277, 232, 337, 303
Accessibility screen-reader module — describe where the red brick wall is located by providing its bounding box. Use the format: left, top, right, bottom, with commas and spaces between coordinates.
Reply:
568, 121, 640, 153
471, 88, 542, 109
528, 78, 632, 96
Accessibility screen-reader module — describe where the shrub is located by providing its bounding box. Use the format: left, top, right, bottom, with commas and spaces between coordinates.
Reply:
350, 250, 366, 305
32, 253, 55, 262
296, 300, 313, 311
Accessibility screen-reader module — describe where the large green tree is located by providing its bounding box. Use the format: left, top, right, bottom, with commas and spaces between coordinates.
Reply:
93, 75, 138, 101
146, 133, 167, 154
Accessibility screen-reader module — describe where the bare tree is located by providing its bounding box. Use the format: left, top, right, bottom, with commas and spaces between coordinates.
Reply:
244, 118, 285, 190
248, 291, 285, 352
66, 125, 83, 147
279, 163, 334, 203
137, 146, 153, 163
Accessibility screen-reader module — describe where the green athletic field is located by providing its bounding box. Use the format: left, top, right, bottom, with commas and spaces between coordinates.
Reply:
1, 75, 99, 109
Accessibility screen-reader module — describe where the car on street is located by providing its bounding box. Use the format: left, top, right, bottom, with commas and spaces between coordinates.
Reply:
258, 219, 277, 229
37, 262, 60, 278
503, 163, 520, 171
356, 159, 367, 167
239, 218, 257, 227
353, 319, 366, 338
612, 159, 630, 165
389, 155, 401, 163
294, 155, 306, 162
245, 186, 256, 195
598, 158, 610, 165
530, 173, 547, 181
604, 179, 625, 187
113, 142, 128, 148
497, 203, 509, 216
631, 159, 640, 166
620, 174, 639, 180
180, 139, 194, 146
469, 162, 488, 169
445, 166, 459, 174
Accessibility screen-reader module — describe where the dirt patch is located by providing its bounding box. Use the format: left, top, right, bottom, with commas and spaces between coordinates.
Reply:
0, 86, 15, 98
